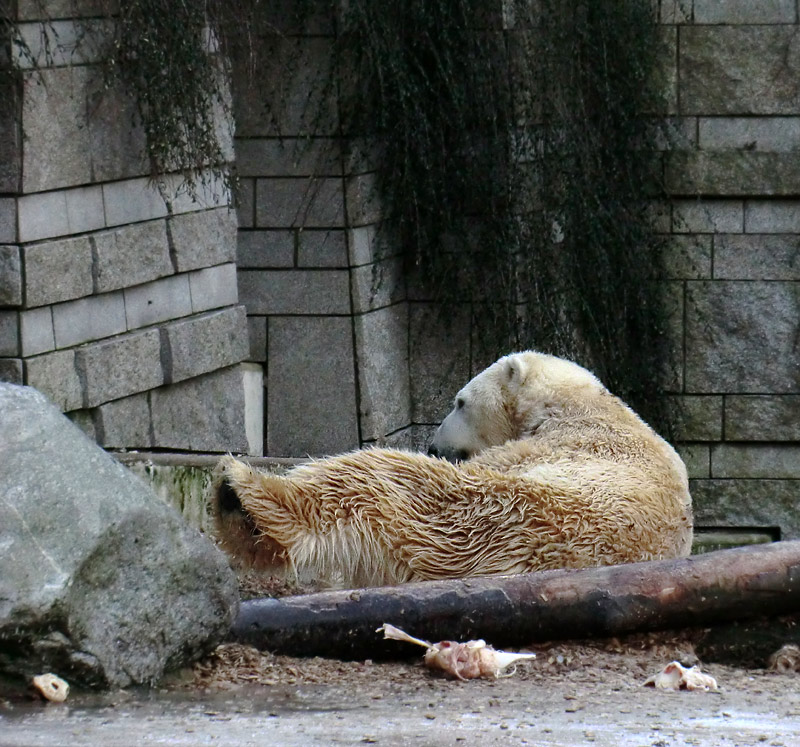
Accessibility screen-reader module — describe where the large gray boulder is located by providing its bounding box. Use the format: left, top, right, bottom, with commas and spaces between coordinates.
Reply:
0, 384, 239, 688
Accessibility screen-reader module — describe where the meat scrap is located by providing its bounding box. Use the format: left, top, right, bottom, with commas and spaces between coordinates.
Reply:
32, 673, 69, 702
644, 661, 718, 691
378, 623, 536, 680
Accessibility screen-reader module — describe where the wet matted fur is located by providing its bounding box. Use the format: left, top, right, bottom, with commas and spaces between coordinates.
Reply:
213, 352, 692, 588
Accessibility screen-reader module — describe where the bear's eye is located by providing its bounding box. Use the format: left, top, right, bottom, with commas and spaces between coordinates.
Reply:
456, 397, 465, 410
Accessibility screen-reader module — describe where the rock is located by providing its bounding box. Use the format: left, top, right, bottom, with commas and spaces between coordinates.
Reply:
0, 384, 239, 689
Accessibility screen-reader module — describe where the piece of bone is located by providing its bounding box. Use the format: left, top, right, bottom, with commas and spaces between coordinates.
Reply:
378, 623, 536, 680
32, 673, 69, 702
644, 661, 718, 691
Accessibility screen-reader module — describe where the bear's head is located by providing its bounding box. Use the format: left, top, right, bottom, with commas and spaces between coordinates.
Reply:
428, 350, 605, 461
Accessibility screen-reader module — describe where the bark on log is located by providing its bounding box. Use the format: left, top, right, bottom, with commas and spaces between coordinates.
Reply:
231, 540, 800, 659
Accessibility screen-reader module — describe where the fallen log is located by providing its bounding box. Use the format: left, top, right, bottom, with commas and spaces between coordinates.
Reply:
230, 540, 800, 659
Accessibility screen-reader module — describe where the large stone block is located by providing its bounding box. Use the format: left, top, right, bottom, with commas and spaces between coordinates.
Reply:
86, 72, 147, 183
76, 329, 164, 408
354, 304, 411, 442
247, 315, 267, 362
188, 263, 239, 313
92, 221, 172, 293
52, 292, 127, 349
671, 395, 724, 442
699, 116, 800, 151
351, 257, 406, 314
25, 349, 82, 412
680, 27, 800, 115
711, 444, 800, 479
17, 186, 105, 243
19, 307, 54, 357
298, 229, 348, 267
267, 316, 358, 456
672, 200, 744, 234
235, 137, 341, 177
102, 177, 169, 227
255, 176, 345, 228
675, 444, 710, 480
232, 37, 338, 137
409, 303, 471, 423
95, 392, 152, 449
0, 359, 23, 384
13, 19, 111, 69
16, 0, 112, 20
236, 179, 254, 228
0, 383, 237, 687
0, 246, 22, 306
163, 306, 249, 385
168, 209, 237, 273
714, 234, 800, 280
693, 0, 796, 24
150, 366, 249, 453
685, 281, 800, 393
725, 395, 800, 441
23, 236, 93, 307
0, 77, 21, 194
237, 229, 295, 268
691, 478, 800, 539
238, 269, 350, 315
21, 67, 92, 192
0, 199, 16, 243
123, 274, 193, 330
345, 173, 382, 226
0, 312, 19, 357
745, 200, 800, 233
663, 235, 712, 279
666, 151, 800, 196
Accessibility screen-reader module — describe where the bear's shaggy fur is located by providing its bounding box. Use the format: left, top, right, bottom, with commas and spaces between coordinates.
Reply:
213, 351, 692, 587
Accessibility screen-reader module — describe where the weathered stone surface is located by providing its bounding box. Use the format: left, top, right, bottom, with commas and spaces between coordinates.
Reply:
52, 292, 127, 349
672, 199, 743, 234
0, 384, 238, 688
675, 444, 710, 480
102, 177, 169, 227
235, 137, 341, 177
237, 229, 295, 268
76, 329, 164, 408
354, 305, 410, 442
21, 67, 92, 192
267, 316, 358, 456
711, 444, 800, 479
0, 199, 16, 243
25, 349, 82, 412
150, 366, 249, 453
13, 19, 111, 69
693, 0, 796, 24
409, 304, 471, 423
0, 358, 23, 384
351, 258, 405, 314
247, 316, 267, 362
666, 151, 800, 196
699, 116, 800, 151
691, 478, 800, 539
298, 229, 348, 267
255, 177, 345, 228
163, 307, 249, 385
672, 395, 724, 442
745, 200, 800, 232
680, 27, 800, 115
346, 173, 382, 226
168, 209, 237, 273
23, 236, 93, 307
188, 263, 239, 313
19, 307, 54, 357
236, 179, 254, 228
16, 0, 112, 20
714, 234, 800, 280
17, 187, 105, 243
238, 269, 350, 315
663, 235, 712, 279
123, 274, 192, 330
0, 77, 21, 194
95, 392, 152, 449
725, 395, 800, 441
0, 312, 19, 357
92, 221, 172, 293
685, 281, 800, 393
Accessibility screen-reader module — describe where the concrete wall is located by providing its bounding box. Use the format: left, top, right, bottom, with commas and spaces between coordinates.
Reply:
659, 1, 800, 537
0, 2, 257, 454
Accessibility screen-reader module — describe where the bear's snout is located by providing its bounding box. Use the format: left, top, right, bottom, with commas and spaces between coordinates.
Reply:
428, 444, 470, 462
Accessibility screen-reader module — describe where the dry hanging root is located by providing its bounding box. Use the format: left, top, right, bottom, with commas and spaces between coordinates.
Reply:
378, 623, 536, 680
644, 661, 718, 692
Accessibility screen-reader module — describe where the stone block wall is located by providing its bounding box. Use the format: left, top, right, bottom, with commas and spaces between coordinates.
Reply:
659, 1, 800, 539
0, 3, 257, 454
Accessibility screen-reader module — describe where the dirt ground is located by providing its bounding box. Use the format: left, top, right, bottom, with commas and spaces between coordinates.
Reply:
2, 630, 800, 747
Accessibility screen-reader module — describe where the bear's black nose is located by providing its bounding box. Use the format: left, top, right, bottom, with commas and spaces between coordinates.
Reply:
217, 480, 243, 515
428, 445, 440, 458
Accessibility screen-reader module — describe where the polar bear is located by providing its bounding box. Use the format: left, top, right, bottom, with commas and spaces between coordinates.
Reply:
213, 351, 692, 588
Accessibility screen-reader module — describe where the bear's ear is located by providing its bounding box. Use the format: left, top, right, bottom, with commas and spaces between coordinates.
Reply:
504, 357, 522, 389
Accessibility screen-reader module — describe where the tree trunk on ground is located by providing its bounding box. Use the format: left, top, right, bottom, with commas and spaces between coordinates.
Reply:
231, 540, 800, 659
